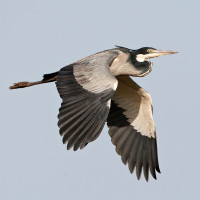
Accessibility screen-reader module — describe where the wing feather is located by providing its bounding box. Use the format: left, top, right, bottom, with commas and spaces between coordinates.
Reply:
107, 75, 160, 181
56, 50, 119, 150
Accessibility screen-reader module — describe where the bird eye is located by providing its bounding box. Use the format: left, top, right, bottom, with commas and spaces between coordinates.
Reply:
147, 49, 152, 53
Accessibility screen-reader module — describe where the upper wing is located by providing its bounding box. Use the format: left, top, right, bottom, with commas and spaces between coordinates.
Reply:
56, 50, 119, 151
107, 75, 160, 181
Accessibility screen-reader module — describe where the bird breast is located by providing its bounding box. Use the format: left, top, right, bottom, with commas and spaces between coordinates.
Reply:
110, 51, 143, 77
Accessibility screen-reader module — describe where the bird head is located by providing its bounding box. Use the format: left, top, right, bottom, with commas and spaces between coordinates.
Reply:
129, 47, 178, 77
134, 47, 177, 62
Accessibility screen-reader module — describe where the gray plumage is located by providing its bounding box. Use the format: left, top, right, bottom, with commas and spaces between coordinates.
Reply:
10, 46, 177, 181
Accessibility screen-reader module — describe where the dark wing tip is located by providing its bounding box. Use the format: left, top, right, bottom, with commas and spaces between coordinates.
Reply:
150, 168, 157, 180
143, 163, 149, 181
111, 128, 160, 181
156, 166, 161, 173
73, 145, 79, 151
136, 163, 142, 180
67, 144, 72, 150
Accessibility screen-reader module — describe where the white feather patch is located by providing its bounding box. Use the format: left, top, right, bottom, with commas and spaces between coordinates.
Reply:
112, 76, 156, 138
136, 54, 146, 62
130, 89, 155, 138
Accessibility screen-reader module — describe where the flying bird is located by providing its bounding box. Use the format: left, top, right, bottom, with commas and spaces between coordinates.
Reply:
10, 46, 177, 181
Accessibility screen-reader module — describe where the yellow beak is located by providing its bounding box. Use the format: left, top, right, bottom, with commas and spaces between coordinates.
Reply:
144, 49, 178, 59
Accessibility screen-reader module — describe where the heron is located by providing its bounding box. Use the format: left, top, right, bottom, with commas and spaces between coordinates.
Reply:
10, 46, 177, 181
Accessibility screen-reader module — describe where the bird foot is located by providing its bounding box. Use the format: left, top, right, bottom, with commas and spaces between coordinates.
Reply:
9, 81, 31, 89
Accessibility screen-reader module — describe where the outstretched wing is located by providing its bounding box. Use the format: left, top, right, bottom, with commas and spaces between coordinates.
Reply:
107, 75, 160, 181
56, 50, 119, 151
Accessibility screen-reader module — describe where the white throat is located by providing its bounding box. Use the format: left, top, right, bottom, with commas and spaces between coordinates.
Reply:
136, 54, 146, 62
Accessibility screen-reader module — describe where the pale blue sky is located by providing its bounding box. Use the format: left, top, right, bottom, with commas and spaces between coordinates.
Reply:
1, 0, 200, 199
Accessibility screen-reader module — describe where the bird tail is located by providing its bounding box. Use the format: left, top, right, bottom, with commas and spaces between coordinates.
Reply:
9, 72, 58, 89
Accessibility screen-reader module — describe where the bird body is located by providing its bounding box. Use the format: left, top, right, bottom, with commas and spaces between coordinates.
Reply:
10, 46, 177, 181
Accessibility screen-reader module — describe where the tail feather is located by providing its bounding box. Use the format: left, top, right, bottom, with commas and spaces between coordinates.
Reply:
42, 72, 58, 82
10, 71, 58, 89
